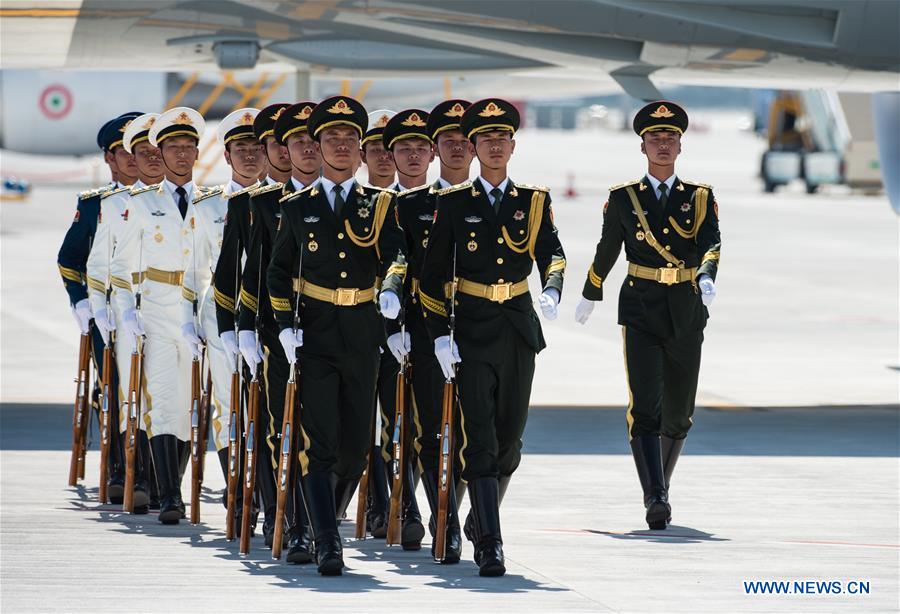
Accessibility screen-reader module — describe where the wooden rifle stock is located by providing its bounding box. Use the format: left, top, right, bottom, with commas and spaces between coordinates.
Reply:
123, 337, 143, 513
239, 373, 260, 554
434, 378, 456, 561
355, 445, 373, 539
189, 353, 202, 524
386, 361, 411, 545
272, 362, 298, 560
97, 341, 114, 502
68, 332, 91, 486
225, 367, 242, 541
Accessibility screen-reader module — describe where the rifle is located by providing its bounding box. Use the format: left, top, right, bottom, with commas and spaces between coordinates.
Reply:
434, 247, 458, 562
68, 330, 91, 487
272, 245, 303, 560
189, 222, 206, 525
355, 441, 373, 540
239, 246, 264, 555
225, 240, 243, 542
97, 332, 114, 502
386, 321, 411, 545
123, 231, 145, 513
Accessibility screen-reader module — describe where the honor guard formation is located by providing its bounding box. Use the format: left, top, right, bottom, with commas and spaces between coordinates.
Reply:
58, 97, 721, 577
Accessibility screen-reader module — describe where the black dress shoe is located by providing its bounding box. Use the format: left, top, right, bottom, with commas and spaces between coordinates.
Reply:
263, 522, 275, 549
368, 512, 387, 538
477, 539, 506, 577
401, 516, 425, 551
107, 476, 125, 504
158, 498, 181, 524
286, 531, 315, 564
645, 495, 671, 531
315, 533, 344, 576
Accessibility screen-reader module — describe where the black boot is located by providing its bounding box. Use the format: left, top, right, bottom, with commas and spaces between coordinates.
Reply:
257, 458, 278, 548
400, 460, 425, 551
661, 436, 685, 524
143, 432, 160, 511
465, 474, 510, 546
107, 421, 126, 504
333, 476, 359, 525
630, 435, 670, 530
305, 471, 343, 576
217, 448, 230, 508
421, 471, 461, 564
286, 475, 315, 564
129, 431, 150, 513
150, 434, 183, 524
468, 477, 505, 577
366, 451, 389, 538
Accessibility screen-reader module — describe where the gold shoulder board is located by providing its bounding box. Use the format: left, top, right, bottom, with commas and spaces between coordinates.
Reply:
225, 181, 261, 199
435, 180, 473, 196
79, 186, 112, 200
193, 185, 225, 204
100, 185, 130, 200
279, 183, 316, 203
249, 182, 284, 198
681, 179, 714, 190
513, 182, 550, 193
399, 185, 430, 197
129, 183, 160, 196
608, 178, 641, 192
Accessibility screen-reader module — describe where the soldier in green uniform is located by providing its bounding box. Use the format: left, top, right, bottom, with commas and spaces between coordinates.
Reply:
418, 98, 566, 576
266, 96, 408, 576
391, 99, 472, 563
238, 101, 321, 561
575, 100, 720, 530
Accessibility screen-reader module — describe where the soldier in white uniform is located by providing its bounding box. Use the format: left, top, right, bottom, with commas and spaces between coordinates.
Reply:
111, 107, 214, 524
180, 108, 264, 494
88, 112, 165, 512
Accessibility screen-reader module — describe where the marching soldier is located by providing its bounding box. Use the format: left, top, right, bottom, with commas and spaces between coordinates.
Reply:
357, 109, 397, 539
418, 98, 566, 576
58, 112, 140, 501
238, 102, 321, 559
267, 95, 408, 575
87, 112, 165, 510
214, 103, 290, 363
575, 101, 720, 530
361, 110, 397, 189
111, 107, 215, 524
392, 99, 473, 563
180, 107, 265, 510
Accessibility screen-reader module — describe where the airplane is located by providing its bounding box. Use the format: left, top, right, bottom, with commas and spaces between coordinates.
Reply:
0, 0, 897, 210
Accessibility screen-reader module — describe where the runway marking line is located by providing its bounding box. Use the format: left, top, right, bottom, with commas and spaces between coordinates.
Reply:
781, 539, 900, 549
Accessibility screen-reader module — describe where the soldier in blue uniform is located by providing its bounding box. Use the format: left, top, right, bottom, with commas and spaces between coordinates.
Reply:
57, 112, 141, 503
575, 101, 721, 530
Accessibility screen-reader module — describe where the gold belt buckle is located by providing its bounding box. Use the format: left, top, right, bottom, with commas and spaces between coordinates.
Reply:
490, 282, 512, 302
335, 287, 358, 306
658, 267, 678, 285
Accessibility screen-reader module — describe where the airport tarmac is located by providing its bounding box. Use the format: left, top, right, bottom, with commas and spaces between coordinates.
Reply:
1, 115, 898, 611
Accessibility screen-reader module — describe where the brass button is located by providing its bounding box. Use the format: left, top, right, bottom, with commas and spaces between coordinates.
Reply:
662, 228, 669, 234
496, 237, 503, 244
364, 227, 370, 232
470, 232, 476, 238
309, 232, 314, 238
665, 245, 671, 251
498, 278, 504, 283
340, 272, 347, 279
338, 252, 346, 259
666, 263, 673, 268
337, 232, 344, 239
629, 280, 634, 287
496, 257, 504, 264
424, 229, 429, 235
183, 248, 190, 255
685, 219, 691, 224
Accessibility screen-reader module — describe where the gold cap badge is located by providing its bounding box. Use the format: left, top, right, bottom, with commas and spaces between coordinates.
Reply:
445, 103, 465, 117
174, 111, 193, 125
327, 99, 354, 115
478, 102, 506, 118
401, 112, 426, 127
295, 105, 313, 120
239, 112, 255, 125
650, 105, 675, 118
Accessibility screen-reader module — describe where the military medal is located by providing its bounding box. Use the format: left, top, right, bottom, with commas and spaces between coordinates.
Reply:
681, 203, 691, 212
513, 210, 525, 221
154, 232, 164, 243
308, 240, 318, 252
636, 231, 645, 241
467, 240, 477, 252
358, 206, 371, 218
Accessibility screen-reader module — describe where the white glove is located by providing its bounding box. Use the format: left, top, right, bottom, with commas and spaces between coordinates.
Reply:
94, 307, 116, 345
122, 308, 145, 340
574, 297, 595, 325
239, 330, 264, 372
278, 328, 303, 364
538, 288, 560, 321
698, 274, 716, 307
378, 290, 401, 320
72, 299, 92, 334
386, 331, 411, 363
181, 322, 203, 359
434, 335, 461, 380
220, 330, 239, 363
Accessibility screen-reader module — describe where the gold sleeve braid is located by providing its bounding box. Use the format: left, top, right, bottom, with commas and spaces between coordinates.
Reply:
419, 289, 447, 317
545, 258, 566, 278
87, 276, 107, 293
588, 265, 603, 288
270, 296, 292, 312
239, 287, 259, 312
214, 288, 236, 313
111, 275, 132, 291
59, 265, 84, 283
